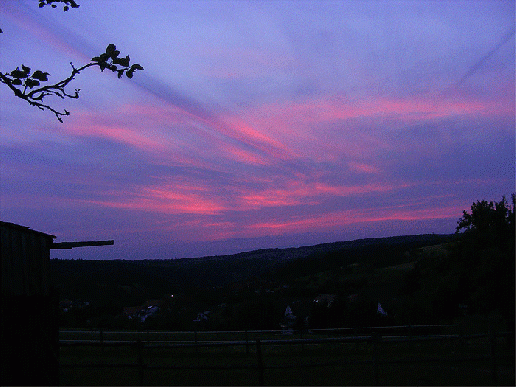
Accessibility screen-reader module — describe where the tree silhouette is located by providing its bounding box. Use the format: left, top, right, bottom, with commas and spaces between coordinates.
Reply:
456, 194, 515, 338
456, 194, 515, 248
0, 1, 143, 122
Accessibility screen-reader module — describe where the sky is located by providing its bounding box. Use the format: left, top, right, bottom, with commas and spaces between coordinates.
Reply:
1, 0, 514, 260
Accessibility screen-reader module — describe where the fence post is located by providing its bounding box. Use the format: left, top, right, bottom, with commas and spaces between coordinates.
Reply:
489, 329, 497, 385
194, 328, 198, 356
372, 332, 381, 386
256, 339, 264, 386
458, 322, 465, 352
300, 328, 305, 352
408, 325, 414, 351
137, 338, 144, 386
99, 328, 104, 363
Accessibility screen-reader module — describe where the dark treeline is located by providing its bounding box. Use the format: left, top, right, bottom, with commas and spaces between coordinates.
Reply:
51, 196, 514, 334
50, 234, 451, 330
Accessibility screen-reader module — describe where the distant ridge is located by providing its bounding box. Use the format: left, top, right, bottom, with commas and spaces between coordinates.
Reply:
50, 232, 456, 328
179, 233, 454, 262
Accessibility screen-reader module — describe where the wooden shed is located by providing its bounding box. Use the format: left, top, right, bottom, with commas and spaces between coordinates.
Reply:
1, 221, 114, 385
1, 221, 59, 385
1, 221, 55, 296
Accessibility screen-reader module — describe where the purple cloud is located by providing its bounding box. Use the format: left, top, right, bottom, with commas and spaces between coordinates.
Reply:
1, 1, 513, 259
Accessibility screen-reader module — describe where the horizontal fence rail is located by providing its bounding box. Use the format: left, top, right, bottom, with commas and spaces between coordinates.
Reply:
58, 326, 514, 386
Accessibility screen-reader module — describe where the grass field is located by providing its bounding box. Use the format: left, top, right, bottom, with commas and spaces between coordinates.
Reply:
59, 330, 515, 385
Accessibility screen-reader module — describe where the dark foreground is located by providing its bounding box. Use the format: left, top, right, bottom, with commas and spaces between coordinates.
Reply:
59, 328, 515, 386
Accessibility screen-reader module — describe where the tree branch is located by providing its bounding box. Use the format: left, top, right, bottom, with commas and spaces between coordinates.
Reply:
38, 0, 80, 12
0, 44, 143, 122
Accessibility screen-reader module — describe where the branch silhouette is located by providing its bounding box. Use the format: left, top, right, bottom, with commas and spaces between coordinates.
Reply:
0, 1, 143, 122
38, 0, 80, 12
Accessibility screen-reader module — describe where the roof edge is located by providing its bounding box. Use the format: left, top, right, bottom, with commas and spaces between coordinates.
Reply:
0, 221, 57, 239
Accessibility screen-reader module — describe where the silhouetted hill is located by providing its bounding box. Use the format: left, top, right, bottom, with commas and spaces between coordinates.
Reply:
49, 197, 515, 334
50, 234, 452, 316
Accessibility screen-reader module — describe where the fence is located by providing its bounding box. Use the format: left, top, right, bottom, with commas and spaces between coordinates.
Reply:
59, 326, 514, 385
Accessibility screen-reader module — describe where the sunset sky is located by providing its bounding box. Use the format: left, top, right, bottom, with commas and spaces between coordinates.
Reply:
1, 0, 514, 259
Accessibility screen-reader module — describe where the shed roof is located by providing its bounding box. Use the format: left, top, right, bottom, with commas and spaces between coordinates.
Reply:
0, 221, 56, 239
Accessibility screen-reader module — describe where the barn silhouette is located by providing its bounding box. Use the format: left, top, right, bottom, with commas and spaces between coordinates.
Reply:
1, 221, 112, 385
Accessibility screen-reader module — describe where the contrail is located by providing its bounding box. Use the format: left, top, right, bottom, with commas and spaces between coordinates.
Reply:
455, 28, 515, 88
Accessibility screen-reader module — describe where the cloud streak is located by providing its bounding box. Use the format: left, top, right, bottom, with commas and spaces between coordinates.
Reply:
1, 0, 513, 259
455, 28, 515, 88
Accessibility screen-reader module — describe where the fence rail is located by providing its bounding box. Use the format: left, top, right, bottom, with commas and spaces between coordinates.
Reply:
59, 326, 514, 386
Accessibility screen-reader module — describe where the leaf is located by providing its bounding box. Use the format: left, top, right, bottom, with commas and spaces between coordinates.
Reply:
24, 79, 40, 88
126, 69, 134, 79
12, 79, 22, 85
32, 70, 49, 82
11, 68, 28, 78
113, 56, 130, 67
118, 55, 130, 68
93, 53, 110, 64
22, 65, 31, 74
131, 64, 144, 71
105, 44, 117, 56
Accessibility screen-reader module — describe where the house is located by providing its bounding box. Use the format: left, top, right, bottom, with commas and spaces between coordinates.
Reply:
193, 310, 211, 322
141, 306, 159, 322
123, 305, 143, 317
313, 294, 336, 308
60, 299, 90, 312
60, 299, 73, 312
123, 299, 163, 322
143, 299, 162, 308
377, 302, 388, 316
280, 305, 297, 332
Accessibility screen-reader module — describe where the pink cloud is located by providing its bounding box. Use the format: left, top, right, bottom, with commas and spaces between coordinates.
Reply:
348, 162, 381, 174
70, 123, 167, 151
67, 102, 298, 168
222, 145, 272, 166
247, 204, 463, 236
57, 106, 229, 169
239, 193, 309, 208
234, 181, 409, 211
217, 115, 298, 161
230, 91, 513, 165
68, 92, 501, 181
85, 189, 225, 216
240, 93, 510, 135
143, 186, 225, 215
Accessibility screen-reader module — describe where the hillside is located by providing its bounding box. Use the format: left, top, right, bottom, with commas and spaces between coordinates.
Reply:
51, 233, 454, 328
50, 234, 451, 300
